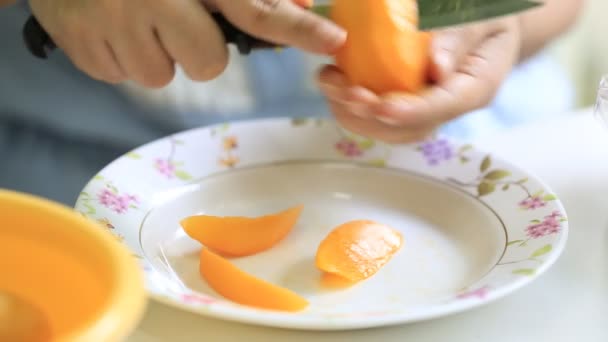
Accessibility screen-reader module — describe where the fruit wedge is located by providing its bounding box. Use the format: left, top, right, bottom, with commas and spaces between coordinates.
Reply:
199, 249, 308, 312
315, 220, 403, 283
181, 205, 303, 257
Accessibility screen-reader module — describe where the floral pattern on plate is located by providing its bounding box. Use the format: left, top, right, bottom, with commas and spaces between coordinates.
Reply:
75, 117, 568, 330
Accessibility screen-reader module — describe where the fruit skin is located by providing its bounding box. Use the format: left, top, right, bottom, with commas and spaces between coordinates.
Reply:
199, 249, 309, 312
330, 0, 432, 94
315, 220, 403, 283
181, 205, 303, 257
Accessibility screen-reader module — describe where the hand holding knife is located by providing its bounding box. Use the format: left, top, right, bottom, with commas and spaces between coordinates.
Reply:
22, 0, 541, 59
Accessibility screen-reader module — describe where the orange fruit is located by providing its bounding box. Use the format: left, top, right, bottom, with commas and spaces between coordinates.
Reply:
330, 0, 432, 94
199, 249, 308, 312
315, 220, 403, 283
181, 205, 303, 257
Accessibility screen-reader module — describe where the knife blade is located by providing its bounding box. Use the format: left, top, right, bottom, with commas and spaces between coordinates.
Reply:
310, 0, 542, 30
22, 0, 542, 59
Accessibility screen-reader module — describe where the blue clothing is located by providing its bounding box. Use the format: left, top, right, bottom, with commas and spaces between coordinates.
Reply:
0, 4, 574, 204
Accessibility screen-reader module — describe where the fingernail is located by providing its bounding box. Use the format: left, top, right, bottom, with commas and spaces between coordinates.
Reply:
319, 82, 342, 99
376, 115, 400, 126
320, 23, 348, 52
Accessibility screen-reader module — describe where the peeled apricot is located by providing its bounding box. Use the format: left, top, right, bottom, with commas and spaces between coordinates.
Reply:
181, 205, 303, 257
199, 249, 308, 312
315, 220, 403, 283
331, 0, 432, 94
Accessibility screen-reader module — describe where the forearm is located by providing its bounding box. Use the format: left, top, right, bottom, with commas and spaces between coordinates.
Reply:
518, 0, 585, 61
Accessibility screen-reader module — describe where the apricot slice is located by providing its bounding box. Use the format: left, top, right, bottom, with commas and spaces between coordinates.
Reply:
331, 0, 432, 94
315, 220, 403, 283
199, 249, 308, 312
181, 205, 303, 257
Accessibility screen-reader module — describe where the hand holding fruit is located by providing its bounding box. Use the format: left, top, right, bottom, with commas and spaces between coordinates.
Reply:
318, 0, 521, 143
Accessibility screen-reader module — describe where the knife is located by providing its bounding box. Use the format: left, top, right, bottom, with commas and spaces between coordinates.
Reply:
22, 0, 541, 59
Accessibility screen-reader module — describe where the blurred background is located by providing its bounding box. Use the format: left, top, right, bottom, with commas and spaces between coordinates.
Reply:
550, 0, 607, 107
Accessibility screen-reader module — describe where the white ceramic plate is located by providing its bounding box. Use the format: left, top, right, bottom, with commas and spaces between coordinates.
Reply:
75, 117, 568, 330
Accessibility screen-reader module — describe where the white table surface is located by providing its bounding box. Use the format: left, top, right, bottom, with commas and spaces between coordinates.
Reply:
127, 108, 608, 342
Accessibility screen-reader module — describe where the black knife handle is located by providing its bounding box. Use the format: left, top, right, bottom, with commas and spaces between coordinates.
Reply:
22, 14, 282, 59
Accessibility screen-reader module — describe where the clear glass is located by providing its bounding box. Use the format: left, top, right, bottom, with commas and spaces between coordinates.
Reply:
594, 75, 608, 127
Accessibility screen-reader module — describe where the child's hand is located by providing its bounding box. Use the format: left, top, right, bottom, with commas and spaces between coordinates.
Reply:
317, 18, 521, 143
28, 0, 346, 87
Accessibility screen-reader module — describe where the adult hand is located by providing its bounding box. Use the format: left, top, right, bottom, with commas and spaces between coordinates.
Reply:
29, 0, 346, 87
317, 17, 521, 143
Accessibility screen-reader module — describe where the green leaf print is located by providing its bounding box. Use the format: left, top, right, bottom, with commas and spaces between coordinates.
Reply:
543, 194, 558, 201
480, 156, 491, 172
484, 170, 511, 180
291, 118, 309, 126
358, 139, 376, 150
506, 240, 524, 246
93, 174, 104, 181
175, 170, 193, 181
83, 203, 96, 215
502, 184, 510, 191
516, 178, 529, 184
460, 156, 470, 164
459, 144, 473, 152
367, 159, 387, 167
531, 244, 552, 258
126, 152, 142, 159
512, 269, 535, 276
477, 181, 495, 196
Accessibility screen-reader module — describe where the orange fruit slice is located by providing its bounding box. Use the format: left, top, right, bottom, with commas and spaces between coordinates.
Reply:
199, 249, 308, 312
331, 0, 432, 94
181, 205, 303, 257
315, 220, 403, 283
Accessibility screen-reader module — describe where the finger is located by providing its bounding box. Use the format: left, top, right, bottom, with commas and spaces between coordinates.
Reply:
109, 16, 175, 88
90, 41, 126, 84
317, 65, 379, 108
332, 104, 434, 144
156, 0, 227, 82
61, 35, 124, 84
371, 25, 518, 127
212, 0, 346, 54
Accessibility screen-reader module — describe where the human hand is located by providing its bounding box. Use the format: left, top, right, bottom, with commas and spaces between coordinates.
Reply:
317, 17, 521, 143
28, 0, 346, 87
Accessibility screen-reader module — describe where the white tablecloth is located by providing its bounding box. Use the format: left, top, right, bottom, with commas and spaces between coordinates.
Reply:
128, 108, 608, 342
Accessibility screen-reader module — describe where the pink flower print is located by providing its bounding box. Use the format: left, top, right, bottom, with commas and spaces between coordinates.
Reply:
457, 287, 489, 299
519, 196, 546, 210
419, 139, 454, 165
336, 138, 363, 157
526, 214, 562, 239
546, 210, 563, 220
97, 188, 138, 214
155, 158, 176, 178
182, 294, 217, 305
